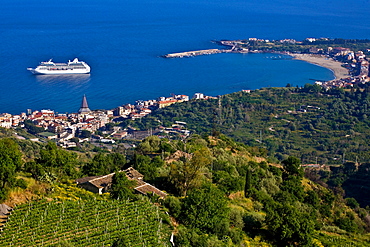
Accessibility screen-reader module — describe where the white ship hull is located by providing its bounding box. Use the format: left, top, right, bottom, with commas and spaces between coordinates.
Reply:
27, 58, 91, 75
27, 68, 90, 75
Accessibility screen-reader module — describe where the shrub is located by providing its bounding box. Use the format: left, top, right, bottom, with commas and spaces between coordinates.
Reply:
14, 178, 28, 189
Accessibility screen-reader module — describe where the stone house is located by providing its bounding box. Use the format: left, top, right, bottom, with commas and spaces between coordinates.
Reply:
75, 167, 167, 198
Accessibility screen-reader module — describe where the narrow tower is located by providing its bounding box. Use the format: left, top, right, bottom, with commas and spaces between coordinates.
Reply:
78, 95, 91, 114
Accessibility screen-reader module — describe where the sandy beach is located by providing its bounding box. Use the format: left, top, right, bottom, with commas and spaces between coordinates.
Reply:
291, 54, 349, 80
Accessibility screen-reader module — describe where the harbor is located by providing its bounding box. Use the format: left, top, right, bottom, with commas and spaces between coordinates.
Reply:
163, 48, 227, 58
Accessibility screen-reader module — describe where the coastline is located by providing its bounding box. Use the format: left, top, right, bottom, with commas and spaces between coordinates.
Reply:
290, 53, 349, 80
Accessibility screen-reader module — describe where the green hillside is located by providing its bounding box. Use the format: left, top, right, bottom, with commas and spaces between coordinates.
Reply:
2, 84, 370, 246
131, 86, 370, 165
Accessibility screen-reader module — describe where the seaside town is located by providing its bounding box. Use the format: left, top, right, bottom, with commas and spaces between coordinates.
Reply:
219, 37, 370, 88
0, 92, 216, 148
165, 37, 370, 89
2, 37, 370, 148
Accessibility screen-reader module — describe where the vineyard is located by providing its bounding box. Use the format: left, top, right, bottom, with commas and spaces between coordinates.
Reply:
0, 198, 171, 246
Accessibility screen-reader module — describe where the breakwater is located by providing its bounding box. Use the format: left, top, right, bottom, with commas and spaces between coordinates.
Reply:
163, 49, 227, 58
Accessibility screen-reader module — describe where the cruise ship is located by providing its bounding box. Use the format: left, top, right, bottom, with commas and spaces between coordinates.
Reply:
27, 58, 90, 75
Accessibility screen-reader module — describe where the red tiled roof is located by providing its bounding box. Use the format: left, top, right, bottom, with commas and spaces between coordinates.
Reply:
89, 173, 115, 188
159, 100, 177, 104
75, 167, 166, 198
75, 175, 102, 184
134, 184, 167, 198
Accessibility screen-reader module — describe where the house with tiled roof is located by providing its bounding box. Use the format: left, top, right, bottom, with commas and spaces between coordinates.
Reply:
75, 167, 167, 198
112, 131, 128, 139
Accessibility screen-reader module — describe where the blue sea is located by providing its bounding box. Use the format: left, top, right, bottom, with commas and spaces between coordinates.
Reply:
1, 0, 369, 114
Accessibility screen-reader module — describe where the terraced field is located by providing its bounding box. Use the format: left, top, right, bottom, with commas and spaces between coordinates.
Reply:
0, 198, 170, 246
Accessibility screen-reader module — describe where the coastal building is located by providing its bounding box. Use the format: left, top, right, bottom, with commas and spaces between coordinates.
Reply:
306, 38, 316, 42
0, 119, 12, 128
174, 94, 189, 102
332, 47, 352, 56
114, 104, 134, 117
309, 47, 322, 54
0, 113, 13, 128
129, 112, 143, 120
158, 99, 178, 108
193, 93, 205, 99
40, 110, 55, 120
279, 39, 297, 44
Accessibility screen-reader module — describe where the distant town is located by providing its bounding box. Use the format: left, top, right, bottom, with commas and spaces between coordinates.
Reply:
165, 37, 370, 89
0, 92, 216, 148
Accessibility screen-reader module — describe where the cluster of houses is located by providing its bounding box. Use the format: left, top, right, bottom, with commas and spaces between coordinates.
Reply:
113, 94, 189, 119
220, 37, 370, 89
281, 38, 370, 88
319, 48, 370, 89
0, 93, 213, 148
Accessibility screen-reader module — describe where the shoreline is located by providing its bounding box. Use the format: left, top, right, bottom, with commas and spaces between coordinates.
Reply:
290, 53, 349, 80
163, 47, 350, 81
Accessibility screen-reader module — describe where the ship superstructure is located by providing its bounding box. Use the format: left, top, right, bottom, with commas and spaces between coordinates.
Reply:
27, 58, 90, 75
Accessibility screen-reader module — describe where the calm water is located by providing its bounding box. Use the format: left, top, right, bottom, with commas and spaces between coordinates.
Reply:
1, 0, 369, 114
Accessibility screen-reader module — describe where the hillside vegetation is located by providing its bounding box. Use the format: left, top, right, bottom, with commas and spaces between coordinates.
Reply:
0, 134, 369, 246
2, 84, 370, 245
132, 86, 370, 165
129, 135, 370, 246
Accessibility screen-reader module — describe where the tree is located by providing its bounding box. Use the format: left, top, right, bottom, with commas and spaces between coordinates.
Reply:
181, 183, 229, 236
265, 201, 315, 246
23, 120, 44, 134
110, 172, 136, 200
213, 170, 243, 194
131, 153, 152, 178
24, 160, 45, 179
304, 190, 319, 207
78, 129, 92, 139
345, 197, 359, 209
137, 136, 161, 154
169, 147, 211, 196
0, 139, 23, 188
282, 156, 303, 178
164, 196, 182, 218
0, 154, 16, 200
83, 152, 124, 176
0, 139, 23, 201
37, 142, 79, 179
107, 152, 126, 169
281, 157, 305, 201
280, 177, 305, 201
343, 161, 357, 176
244, 167, 252, 197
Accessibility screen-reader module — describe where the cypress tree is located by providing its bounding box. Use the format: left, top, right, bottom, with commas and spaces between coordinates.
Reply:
244, 168, 252, 197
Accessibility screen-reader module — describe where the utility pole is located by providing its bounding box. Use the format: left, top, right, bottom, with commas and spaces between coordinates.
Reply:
342, 152, 345, 164
260, 130, 262, 142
